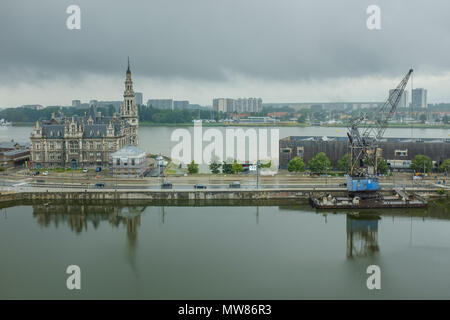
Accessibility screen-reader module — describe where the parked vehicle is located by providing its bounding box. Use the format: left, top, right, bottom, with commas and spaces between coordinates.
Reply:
161, 182, 173, 189
194, 184, 207, 189
42, 171, 49, 176
95, 182, 105, 188
83, 168, 89, 173
339, 182, 347, 187
32, 171, 40, 176
229, 181, 241, 188
95, 167, 102, 172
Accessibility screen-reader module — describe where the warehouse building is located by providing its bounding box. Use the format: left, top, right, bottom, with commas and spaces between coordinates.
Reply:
279, 136, 450, 171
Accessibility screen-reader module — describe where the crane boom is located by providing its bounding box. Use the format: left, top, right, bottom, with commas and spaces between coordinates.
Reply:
347, 69, 413, 192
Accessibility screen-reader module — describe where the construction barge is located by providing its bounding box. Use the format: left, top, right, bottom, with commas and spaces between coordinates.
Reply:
310, 188, 428, 209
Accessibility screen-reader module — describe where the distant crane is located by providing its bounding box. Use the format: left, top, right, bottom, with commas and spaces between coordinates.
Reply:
346, 69, 413, 195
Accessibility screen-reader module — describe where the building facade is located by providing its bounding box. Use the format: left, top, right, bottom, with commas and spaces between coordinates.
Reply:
30, 60, 139, 170
213, 98, 262, 113
174, 100, 189, 110
147, 99, 174, 110
412, 88, 427, 108
213, 98, 235, 113
0, 141, 30, 169
389, 89, 408, 108
134, 92, 143, 106
111, 145, 148, 177
279, 136, 450, 171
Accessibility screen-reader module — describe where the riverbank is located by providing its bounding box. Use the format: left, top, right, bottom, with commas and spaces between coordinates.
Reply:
9, 122, 450, 129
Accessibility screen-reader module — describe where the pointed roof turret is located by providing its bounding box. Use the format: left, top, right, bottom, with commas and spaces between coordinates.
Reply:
127, 56, 131, 74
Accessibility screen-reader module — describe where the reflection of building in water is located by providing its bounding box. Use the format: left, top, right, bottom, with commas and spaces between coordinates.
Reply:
346, 214, 380, 258
33, 202, 146, 277
32, 202, 145, 245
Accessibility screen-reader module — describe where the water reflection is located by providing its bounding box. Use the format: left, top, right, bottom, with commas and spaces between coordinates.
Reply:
346, 213, 380, 259
32, 202, 146, 276
25, 198, 450, 263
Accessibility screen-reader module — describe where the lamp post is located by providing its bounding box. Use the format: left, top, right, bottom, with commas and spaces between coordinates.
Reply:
256, 160, 260, 190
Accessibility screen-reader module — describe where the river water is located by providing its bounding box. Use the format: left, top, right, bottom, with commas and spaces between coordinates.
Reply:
0, 199, 450, 299
1, 126, 450, 299
1, 125, 449, 158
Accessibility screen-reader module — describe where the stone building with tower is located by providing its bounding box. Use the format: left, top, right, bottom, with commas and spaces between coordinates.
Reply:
29, 59, 139, 170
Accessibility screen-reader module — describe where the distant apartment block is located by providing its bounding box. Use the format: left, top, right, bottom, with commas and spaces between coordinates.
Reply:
135, 92, 143, 105
235, 98, 262, 113
389, 89, 408, 108
147, 99, 174, 110
72, 100, 81, 108
213, 98, 262, 113
412, 88, 427, 108
213, 98, 235, 113
174, 100, 189, 110
21, 104, 44, 110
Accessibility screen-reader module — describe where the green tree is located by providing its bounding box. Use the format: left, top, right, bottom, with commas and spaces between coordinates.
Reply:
439, 159, 450, 173
222, 161, 232, 174
297, 114, 307, 124
419, 114, 427, 123
337, 153, 350, 172
187, 160, 199, 174
209, 161, 222, 174
231, 160, 243, 174
259, 160, 272, 169
411, 155, 433, 173
308, 152, 331, 173
443, 114, 449, 124
287, 156, 305, 172
377, 157, 389, 175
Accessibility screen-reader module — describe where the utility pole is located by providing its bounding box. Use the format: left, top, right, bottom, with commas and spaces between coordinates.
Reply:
256, 160, 260, 189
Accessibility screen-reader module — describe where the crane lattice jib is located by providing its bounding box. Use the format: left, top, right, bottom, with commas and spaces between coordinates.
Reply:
362, 69, 413, 142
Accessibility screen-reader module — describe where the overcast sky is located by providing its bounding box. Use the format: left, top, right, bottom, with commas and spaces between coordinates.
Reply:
1, 0, 450, 107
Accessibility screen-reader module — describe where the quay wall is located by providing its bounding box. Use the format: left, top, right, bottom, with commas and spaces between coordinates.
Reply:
1, 187, 446, 204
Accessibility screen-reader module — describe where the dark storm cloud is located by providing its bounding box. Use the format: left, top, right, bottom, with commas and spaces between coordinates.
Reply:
1, 0, 450, 84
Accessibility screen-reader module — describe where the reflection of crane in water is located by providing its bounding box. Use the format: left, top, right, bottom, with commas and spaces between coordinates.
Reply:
346, 213, 380, 258
115, 206, 146, 279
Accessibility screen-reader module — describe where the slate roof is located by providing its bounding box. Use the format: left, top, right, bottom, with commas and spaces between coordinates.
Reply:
37, 105, 130, 139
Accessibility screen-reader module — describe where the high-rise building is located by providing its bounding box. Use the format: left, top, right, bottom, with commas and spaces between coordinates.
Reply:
72, 100, 81, 108
412, 88, 427, 108
235, 98, 263, 113
174, 100, 189, 110
389, 89, 408, 108
134, 92, 143, 106
147, 99, 174, 110
213, 98, 235, 113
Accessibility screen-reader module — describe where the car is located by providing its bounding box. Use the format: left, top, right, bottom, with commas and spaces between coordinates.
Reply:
42, 171, 49, 176
82, 168, 89, 173
95, 167, 102, 172
95, 182, 105, 188
32, 171, 39, 176
161, 182, 173, 189
339, 182, 347, 187
194, 184, 207, 189
229, 181, 241, 188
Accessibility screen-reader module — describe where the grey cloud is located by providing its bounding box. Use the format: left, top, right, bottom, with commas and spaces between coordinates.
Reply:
1, 0, 450, 85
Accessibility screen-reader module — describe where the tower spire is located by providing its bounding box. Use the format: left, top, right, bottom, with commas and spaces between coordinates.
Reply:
127, 56, 131, 74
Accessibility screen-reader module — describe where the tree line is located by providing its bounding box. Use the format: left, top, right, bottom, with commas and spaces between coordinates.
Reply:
287, 153, 450, 174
